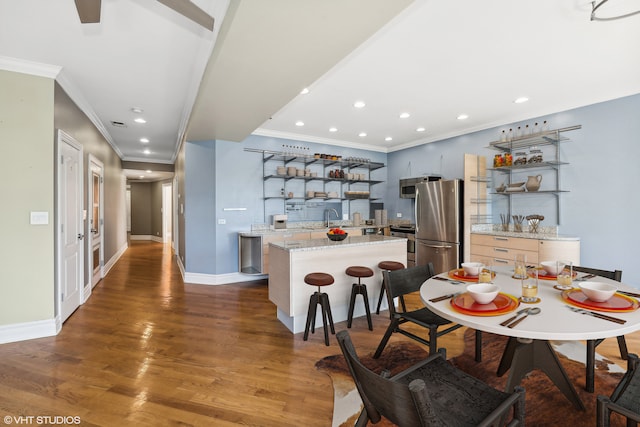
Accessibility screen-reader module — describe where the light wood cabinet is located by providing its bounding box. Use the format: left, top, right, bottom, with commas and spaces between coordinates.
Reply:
470, 233, 579, 267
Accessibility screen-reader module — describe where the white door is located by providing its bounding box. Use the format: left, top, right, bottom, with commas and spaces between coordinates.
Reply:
162, 183, 172, 244
57, 130, 84, 322
89, 155, 104, 288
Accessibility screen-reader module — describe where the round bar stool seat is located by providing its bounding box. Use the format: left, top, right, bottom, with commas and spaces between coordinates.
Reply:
303, 273, 335, 346
345, 266, 374, 330
376, 261, 405, 315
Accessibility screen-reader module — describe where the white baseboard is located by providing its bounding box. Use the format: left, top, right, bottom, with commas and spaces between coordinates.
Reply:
0, 318, 59, 344
130, 234, 162, 241
103, 241, 128, 276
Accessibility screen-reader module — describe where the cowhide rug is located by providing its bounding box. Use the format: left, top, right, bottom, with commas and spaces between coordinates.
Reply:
316, 329, 628, 426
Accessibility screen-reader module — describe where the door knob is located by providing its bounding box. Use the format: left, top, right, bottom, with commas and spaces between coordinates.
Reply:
77, 234, 84, 240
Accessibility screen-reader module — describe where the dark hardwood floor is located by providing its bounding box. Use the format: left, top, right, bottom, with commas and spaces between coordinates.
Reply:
0, 241, 632, 426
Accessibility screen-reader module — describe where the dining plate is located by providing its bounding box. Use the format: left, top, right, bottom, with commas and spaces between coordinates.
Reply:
528, 268, 577, 281
562, 290, 639, 313
449, 268, 496, 282
450, 292, 519, 316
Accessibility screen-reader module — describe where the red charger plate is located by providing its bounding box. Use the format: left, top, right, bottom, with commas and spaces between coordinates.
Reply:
449, 268, 496, 283
562, 290, 639, 313
451, 293, 519, 316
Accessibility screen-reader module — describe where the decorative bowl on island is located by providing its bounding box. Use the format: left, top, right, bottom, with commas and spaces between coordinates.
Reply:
579, 282, 617, 302
467, 284, 500, 305
461, 262, 483, 277
327, 228, 348, 241
540, 261, 564, 276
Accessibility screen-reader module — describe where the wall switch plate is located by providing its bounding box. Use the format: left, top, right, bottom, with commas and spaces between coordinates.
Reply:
218, 219, 226, 225
343, 214, 348, 220
30, 211, 49, 225
397, 213, 402, 218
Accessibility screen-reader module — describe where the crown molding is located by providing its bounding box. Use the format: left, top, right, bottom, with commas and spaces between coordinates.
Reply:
0, 55, 61, 78
252, 128, 389, 153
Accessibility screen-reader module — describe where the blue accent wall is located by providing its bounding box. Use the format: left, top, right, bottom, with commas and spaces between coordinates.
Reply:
184, 94, 640, 285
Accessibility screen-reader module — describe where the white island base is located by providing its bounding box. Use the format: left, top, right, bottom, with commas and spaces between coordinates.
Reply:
268, 235, 407, 334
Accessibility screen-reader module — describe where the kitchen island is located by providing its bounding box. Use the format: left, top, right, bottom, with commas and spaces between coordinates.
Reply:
268, 235, 406, 334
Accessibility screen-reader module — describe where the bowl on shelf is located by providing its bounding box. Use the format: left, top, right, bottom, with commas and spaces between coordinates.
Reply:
508, 182, 525, 188
467, 283, 500, 305
461, 262, 483, 277
540, 261, 564, 276
579, 282, 617, 302
327, 232, 348, 241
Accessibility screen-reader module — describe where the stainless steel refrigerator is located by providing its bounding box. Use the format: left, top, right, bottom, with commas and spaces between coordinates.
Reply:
415, 179, 463, 274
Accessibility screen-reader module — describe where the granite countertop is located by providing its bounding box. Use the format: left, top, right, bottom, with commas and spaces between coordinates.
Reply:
269, 235, 405, 251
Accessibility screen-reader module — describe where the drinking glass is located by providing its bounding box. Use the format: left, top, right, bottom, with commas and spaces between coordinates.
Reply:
478, 259, 493, 283
556, 260, 573, 290
521, 270, 539, 303
514, 254, 527, 279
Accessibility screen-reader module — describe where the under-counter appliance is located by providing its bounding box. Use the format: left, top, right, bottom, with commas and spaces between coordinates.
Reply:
399, 176, 441, 199
415, 179, 463, 274
273, 214, 287, 229
389, 225, 415, 267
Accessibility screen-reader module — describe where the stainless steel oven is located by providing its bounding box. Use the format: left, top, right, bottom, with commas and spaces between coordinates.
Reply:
390, 226, 415, 267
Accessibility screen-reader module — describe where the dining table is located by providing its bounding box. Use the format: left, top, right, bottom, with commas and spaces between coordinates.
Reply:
420, 265, 640, 410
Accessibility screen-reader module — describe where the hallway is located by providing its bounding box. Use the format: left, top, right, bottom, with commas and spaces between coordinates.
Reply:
0, 241, 392, 426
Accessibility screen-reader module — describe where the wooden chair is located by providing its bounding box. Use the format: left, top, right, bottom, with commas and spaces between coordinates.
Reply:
337, 330, 526, 427
373, 263, 462, 358
597, 353, 640, 426
573, 265, 627, 393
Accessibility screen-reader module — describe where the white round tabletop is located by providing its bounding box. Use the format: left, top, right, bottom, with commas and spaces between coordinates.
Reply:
420, 266, 640, 341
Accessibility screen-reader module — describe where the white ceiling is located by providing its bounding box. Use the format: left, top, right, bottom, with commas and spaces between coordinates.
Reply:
1, 0, 640, 182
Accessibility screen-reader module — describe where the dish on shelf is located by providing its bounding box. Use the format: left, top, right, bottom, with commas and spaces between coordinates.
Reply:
508, 182, 525, 187
562, 290, 638, 312
450, 292, 519, 316
449, 268, 496, 282
344, 191, 370, 199
506, 187, 525, 192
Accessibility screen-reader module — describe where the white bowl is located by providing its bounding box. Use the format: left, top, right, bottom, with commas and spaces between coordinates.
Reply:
579, 282, 617, 302
461, 262, 483, 277
540, 261, 564, 276
466, 283, 500, 305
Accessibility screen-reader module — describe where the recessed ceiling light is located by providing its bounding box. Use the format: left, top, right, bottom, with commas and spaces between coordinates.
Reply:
146, 170, 152, 173
131, 107, 143, 114
139, 175, 145, 179
143, 149, 150, 155
358, 132, 367, 137
140, 137, 149, 143
300, 88, 309, 95
353, 101, 366, 109
457, 114, 469, 120
385, 137, 393, 141
514, 97, 529, 104
134, 118, 147, 124
416, 127, 426, 132
329, 127, 338, 132
399, 112, 410, 119
295, 121, 304, 127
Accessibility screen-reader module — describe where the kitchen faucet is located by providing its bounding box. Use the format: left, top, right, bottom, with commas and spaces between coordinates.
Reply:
325, 208, 339, 227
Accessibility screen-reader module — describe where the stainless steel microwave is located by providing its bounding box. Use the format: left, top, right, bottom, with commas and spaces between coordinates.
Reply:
399, 176, 441, 198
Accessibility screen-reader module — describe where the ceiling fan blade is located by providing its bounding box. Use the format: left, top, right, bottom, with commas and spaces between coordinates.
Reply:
74, 0, 101, 23
157, 0, 214, 31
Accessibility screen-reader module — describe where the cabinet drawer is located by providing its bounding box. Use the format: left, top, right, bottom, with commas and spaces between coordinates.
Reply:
471, 246, 538, 265
471, 234, 538, 251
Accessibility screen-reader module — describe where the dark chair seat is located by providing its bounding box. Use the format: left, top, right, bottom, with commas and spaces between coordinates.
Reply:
597, 353, 640, 426
374, 263, 462, 358
338, 330, 526, 427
